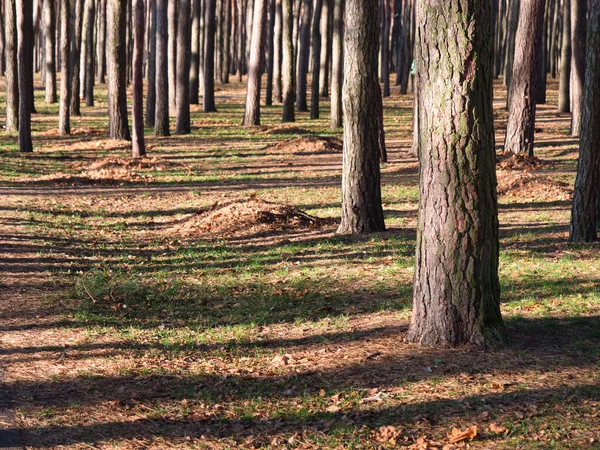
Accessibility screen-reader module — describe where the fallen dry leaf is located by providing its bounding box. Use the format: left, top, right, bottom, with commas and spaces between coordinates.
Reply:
489, 422, 508, 434
448, 425, 478, 444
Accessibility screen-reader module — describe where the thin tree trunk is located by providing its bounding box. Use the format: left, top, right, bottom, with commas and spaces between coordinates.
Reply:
236, 0, 244, 82
570, 0, 586, 136
503, 0, 519, 90
273, 0, 282, 101
43, 0, 57, 103
265, 0, 275, 106
242, 0, 268, 125
295, 0, 312, 111
175, 0, 191, 133
318, 0, 329, 97
381, 0, 391, 97
0, 1, 5, 77
84, 0, 95, 106
154, 0, 170, 135
337, 0, 385, 234
570, 1, 600, 242
281, 0, 294, 121
310, 0, 322, 119
19, 0, 34, 153
5, 0, 18, 132
190, 0, 201, 103
168, 0, 177, 114
97, 0, 107, 83
146, 0, 156, 125
222, 0, 231, 83
132, 0, 145, 156
59, 0, 72, 135
71, 0, 84, 115
204, 0, 217, 111
330, 0, 343, 128
558, 0, 571, 112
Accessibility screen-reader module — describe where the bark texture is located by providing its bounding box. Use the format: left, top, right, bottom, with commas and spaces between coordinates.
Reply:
19, 0, 34, 153
569, 2, 600, 242
58, 0, 72, 135
558, 0, 571, 112
337, 0, 385, 235
146, 0, 156, 126
175, 0, 191, 134
43, 0, 57, 103
242, 0, 268, 126
204, 0, 217, 112
310, 0, 323, 119
330, 0, 343, 128
503, 0, 546, 156
295, 0, 312, 111
70, 0, 84, 116
5, 0, 19, 132
407, 0, 508, 348
570, 0, 586, 136
168, 0, 178, 115
107, 0, 131, 140
154, 0, 170, 135
281, 0, 295, 121
190, 0, 200, 104
132, 0, 145, 156
84, 0, 95, 106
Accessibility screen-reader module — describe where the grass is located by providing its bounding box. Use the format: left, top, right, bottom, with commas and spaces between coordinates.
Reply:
0, 76, 599, 449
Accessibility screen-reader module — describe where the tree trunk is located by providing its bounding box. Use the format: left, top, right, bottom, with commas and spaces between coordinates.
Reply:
0, 1, 5, 77
84, 0, 95, 106
190, 0, 201, 103
329, 0, 343, 128
558, 0, 571, 112
175, 0, 191, 134
281, 0, 294, 121
236, 0, 244, 82
168, 0, 177, 114
19, 0, 34, 153
295, 0, 311, 111
222, 0, 231, 83
107, 0, 131, 140
132, 0, 145, 156
337, 0, 385, 235
154, 0, 170, 135
242, 0, 267, 125
146, 0, 156, 126
570, 1, 600, 242
273, 0, 282, 102
70, 0, 84, 115
43, 0, 57, 103
570, 0, 586, 136
59, 0, 72, 135
318, 0, 329, 97
408, 0, 508, 348
503, 0, 519, 90
97, 0, 107, 83
310, 0, 323, 119
5, 0, 18, 132
504, 0, 546, 156
536, 2, 548, 104
204, 0, 217, 111
381, 0, 391, 97
265, 0, 275, 106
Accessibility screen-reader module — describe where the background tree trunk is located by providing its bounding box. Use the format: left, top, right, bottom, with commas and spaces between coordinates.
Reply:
242, 0, 267, 125
43, 0, 57, 103
310, 0, 323, 119
145, 0, 156, 126
570, 0, 586, 136
97, 0, 107, 83
337, 0, 385, 235
84, 0, 95, 106
503, 0, 519, 91
190, 0, 201, 104
569, 1, 600, 242
175, 0, 191, 134
132, 0, 145, 156
19, 0, 34, 153
107, 0, 131, 140
329, 0, 343, 128
273, 0, 282, 102
408, 0, 507, 348
558, 0, 571, 112
265, 0, 275, 106
318, 0, 330, 97
5, 0, 19, 132
70, 0, 84, 115
168, 0, 177, 115
154, 0, 170, 135
381, 0, 391, 97
281, 0, 294, 121
204, 0, 217, 111
58, 0, 72, 135
295, 0, 312, 111
504, 0, 546, 156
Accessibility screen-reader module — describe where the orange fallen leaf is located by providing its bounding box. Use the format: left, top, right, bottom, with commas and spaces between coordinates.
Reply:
489, 423, 508, 434
448, 425, 478, 444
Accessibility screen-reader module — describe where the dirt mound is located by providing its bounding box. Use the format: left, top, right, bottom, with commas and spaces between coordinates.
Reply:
268, 136, 343, 155
262, 126, 312, 135
172, 198, 335, 237
496, 151, 550, 170
497, 170, 573, 201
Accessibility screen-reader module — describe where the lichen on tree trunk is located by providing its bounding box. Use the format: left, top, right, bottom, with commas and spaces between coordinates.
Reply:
407, 0, 508, 348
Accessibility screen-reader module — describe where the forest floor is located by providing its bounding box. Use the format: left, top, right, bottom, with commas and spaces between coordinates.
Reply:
1, 78, 599, 449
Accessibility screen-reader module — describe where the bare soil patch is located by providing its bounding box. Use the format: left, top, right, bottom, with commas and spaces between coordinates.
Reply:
171, 197, 336, 237
267, 136, 343, 155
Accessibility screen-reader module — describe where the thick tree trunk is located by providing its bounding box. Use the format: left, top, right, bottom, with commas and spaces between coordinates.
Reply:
570, 0, 586, 136
84, 0, 95, 106
558, 0, 571, 112
59, 0, 72, 135
310, 0, 323, 119
18, 0, 34, 153
242, 0, 267, 125
570, 1, 600, 242
204, 0, 217, 111
281, 0, 294, 121
154, 0, 170, 135
504, 0, 546, 156
168, 0, 177, 115
318, 0, 329, 97
5, 0, 19, 132
330, 0, 343, 128
190, 0, 201, 104
107, 0, 131, 140
273, 0, 282, 102
132, 0, 145, 156
43, 0, 57, 103
337, 0, 385, 235
70, 0, 84, 115
295, 0, 312, 111
408, 0, 507, 348
146, 0, 156, 126
175, 0, 191, 134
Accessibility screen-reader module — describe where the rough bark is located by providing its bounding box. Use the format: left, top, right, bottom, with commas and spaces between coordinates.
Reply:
337, 0, 385, 235
570, 0, 586, 136
242, 0, 268, 125
558, 0, 571, 112
168, 0, 177, 115
204, 0, 217, 112
329, 0, 343, 128
408, 0, 508, 348
569, 1, 600, 242
59, 0, 72, 135
145, 0, 156, 126
70, 0, 84, 115
154, 0, 170, 135
43, 0, 57, 103
504, 0, 546, 156
132, 0, 145, 156
295, 0, 312, 111
281, 0, 295, 121
19, 0, 34, 153
310, 0, 323, 119
175, 0, 191, 134
107, 0, 131, 140
84, 0, 95, 106
5, 0, 19, 132
190, 0, 201, 104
